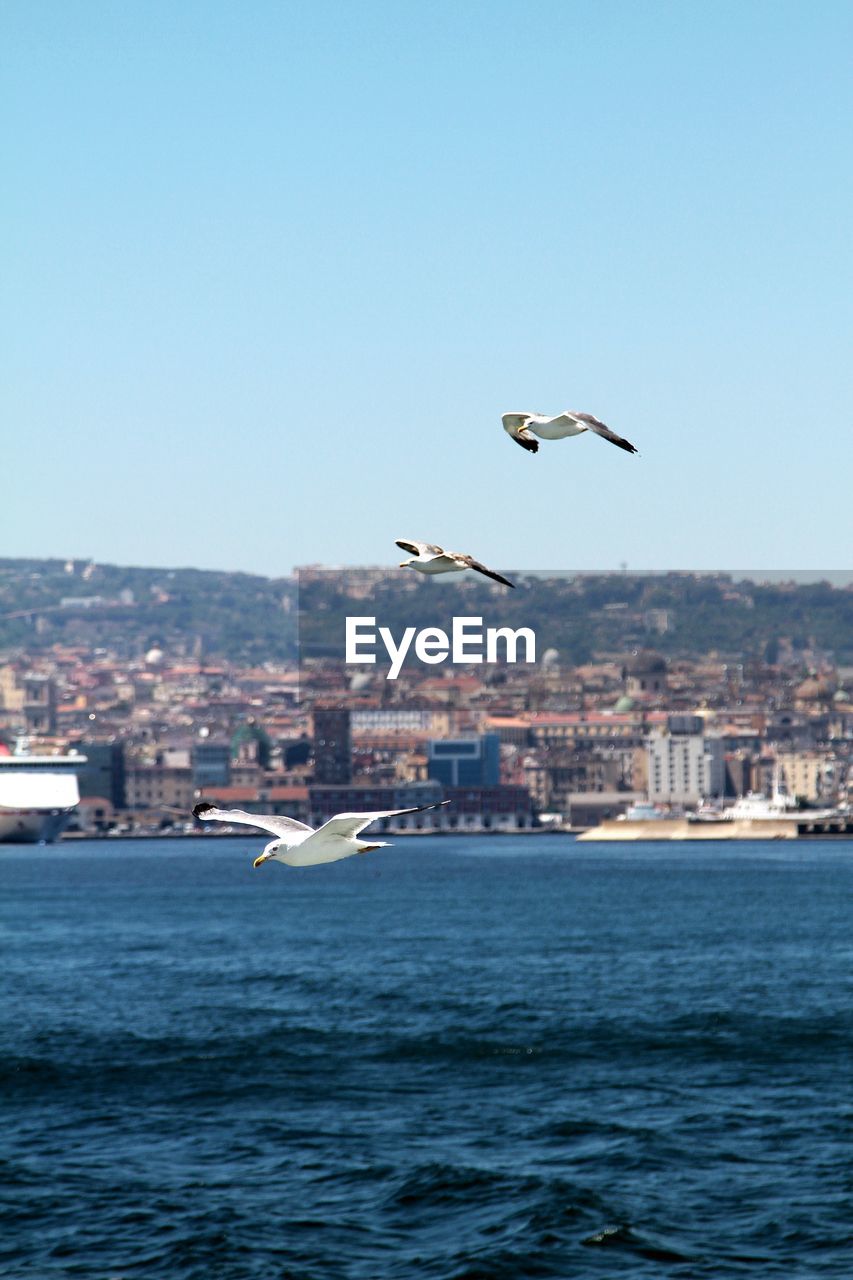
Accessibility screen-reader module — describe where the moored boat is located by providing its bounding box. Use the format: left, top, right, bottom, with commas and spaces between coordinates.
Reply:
0, 745, 86, 843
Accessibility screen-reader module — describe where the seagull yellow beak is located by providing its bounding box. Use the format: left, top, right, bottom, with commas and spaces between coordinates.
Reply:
253, 854, 267, 869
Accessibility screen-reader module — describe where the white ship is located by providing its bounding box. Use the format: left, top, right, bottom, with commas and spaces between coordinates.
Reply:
718, 791, 800, 820
714, 791, 839, 823
690, 754, 837, 824
0, 744, 86, 843
617, 801, 681, 821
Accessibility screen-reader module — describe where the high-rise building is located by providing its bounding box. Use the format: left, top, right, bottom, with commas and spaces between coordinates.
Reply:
192, 739, 231, 790
78, 740, 126, 809
312, 707, 352, 784
647, 729, 714, 805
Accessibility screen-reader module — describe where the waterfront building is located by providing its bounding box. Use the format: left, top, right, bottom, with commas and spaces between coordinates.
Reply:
647, 728, 715, 806
309, 780, 444, 828
567, 790, 645, 827
776, 750, 838, 804
427, 734, 500, 788
77, 739, 127, 809
442, 785, 535, 831
195, 783, 311, 827
125, 758, 194, 812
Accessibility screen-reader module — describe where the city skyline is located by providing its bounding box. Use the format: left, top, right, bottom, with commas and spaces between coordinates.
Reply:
4, 586, 852, 836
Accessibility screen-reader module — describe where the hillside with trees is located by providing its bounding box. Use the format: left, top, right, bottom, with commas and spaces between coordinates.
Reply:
298, 571, 853, 667
0, 559, 297, 662
1, 560, 851, 667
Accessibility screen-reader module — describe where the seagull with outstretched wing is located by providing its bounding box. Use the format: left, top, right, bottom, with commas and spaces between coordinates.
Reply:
502, 410, 638, 455
192, 800, 448, 867
396, 539, 515, 588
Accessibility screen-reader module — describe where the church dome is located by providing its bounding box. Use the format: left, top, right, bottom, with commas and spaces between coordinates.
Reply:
231, 720, 272, 766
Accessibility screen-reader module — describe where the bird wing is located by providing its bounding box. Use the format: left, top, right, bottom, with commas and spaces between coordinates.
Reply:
192, 802, 314, 838
571, 411, 638, 454
539, 412, 578, 427
396, 539, 445, 557
454, 555, 515, 588
313, 800, 449, 841
501, 413, 539, 454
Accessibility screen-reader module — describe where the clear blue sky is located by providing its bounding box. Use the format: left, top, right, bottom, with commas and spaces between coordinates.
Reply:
3, 1, 851, 576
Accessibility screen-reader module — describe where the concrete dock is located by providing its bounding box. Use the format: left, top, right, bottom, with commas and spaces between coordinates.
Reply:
576, 817, 853, 841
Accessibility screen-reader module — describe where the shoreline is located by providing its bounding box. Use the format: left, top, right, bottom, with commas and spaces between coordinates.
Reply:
40, 821, 853, 844
58, 825, 576, 842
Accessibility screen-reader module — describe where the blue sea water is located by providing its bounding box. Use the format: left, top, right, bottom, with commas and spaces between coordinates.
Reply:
2, 835, 853, 1278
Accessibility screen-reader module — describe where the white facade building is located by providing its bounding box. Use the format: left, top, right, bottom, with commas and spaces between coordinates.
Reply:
350, 708, 442, 734
647, 730, 715, 806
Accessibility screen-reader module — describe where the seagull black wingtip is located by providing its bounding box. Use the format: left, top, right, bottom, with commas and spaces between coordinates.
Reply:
192, 802, 215, 818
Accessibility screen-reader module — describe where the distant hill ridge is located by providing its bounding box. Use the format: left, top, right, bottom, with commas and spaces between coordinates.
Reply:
1, 559, 851, 666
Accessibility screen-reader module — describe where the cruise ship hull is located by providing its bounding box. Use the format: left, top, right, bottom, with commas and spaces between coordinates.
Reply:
0, 752, 85, 844
0, 808, 74, 844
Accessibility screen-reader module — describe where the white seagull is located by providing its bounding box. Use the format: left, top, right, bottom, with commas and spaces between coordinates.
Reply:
192, 800, 449, 868
396, 539, 515, 588
501, 410, 638, 456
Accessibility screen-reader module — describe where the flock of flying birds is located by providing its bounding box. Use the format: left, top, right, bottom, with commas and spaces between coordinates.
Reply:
194, 405, 639, 866
396, 409, 638, 589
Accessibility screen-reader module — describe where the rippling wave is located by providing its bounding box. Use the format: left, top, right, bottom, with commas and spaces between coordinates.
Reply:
2, 837, 852, 1277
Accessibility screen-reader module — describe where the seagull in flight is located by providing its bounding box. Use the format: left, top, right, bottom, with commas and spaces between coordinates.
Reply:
502, 411, 638, 456
192, 800, 449, 867
396, 540, 515, 588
